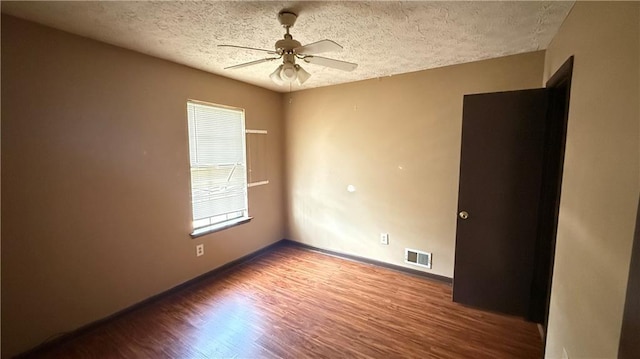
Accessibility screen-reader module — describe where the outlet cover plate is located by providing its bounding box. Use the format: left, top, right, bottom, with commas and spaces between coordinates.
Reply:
196, 244, 204, 257
380, 233, 389, 245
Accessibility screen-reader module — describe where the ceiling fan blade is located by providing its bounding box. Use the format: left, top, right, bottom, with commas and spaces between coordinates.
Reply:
303, 56, 358, 72
224, 57, 279, 70
294, 40, 343, 55
218, 44, 278, 55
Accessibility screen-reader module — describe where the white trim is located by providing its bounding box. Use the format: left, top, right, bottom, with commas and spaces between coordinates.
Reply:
190, 216, 252, 238
188, 99, 244, 113
245, 129, 268, 134
248, 180, 270, 188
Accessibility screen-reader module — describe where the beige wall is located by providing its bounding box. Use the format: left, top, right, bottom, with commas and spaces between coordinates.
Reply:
285, 51, 545, 278
543, 2, 639, 358
1, 15, 286, 357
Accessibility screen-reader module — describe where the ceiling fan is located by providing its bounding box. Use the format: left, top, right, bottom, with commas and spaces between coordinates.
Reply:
219, 10, 358, 86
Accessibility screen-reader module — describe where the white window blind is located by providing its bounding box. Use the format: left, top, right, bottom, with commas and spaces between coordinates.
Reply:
187, 101, 248, 230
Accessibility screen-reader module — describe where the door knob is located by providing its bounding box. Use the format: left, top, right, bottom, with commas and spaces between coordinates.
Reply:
459, 211, 469, 220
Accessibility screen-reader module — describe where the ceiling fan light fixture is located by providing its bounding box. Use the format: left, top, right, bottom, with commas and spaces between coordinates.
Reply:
296, 65, 311, 85
270, 65, 284, 85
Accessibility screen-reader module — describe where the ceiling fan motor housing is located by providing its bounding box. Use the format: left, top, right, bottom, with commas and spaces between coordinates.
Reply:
275, 37, 301, 53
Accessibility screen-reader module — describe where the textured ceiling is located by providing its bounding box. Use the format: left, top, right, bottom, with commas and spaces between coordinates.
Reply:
2, 1, 574, 93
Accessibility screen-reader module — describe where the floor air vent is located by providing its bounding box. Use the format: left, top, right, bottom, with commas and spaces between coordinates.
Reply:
405, 248, 432, 269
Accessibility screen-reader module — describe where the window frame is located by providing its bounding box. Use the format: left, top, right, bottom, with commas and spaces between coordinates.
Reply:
186, 100, 252, 238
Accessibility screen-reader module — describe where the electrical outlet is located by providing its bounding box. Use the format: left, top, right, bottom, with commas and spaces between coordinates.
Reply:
196, 244, 204, 257
380, 233, 389, 245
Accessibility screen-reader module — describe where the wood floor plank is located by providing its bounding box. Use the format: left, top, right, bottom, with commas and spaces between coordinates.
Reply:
24, 245, 542, 358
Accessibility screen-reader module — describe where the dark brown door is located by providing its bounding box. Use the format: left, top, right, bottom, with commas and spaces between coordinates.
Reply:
453, 89, 549, 317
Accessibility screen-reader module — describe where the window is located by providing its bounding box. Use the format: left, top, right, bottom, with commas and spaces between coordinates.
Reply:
187, 101, 249, 236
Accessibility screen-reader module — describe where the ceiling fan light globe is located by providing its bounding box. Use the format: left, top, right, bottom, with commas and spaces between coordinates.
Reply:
281, 63, 297, 82
296, 65, 311, 85
270, 65, 284, 85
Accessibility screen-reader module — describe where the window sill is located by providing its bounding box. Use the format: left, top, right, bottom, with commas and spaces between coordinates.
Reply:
190, 217, 253, 239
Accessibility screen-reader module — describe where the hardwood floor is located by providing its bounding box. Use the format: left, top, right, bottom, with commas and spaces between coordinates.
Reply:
25, 245, 543, 358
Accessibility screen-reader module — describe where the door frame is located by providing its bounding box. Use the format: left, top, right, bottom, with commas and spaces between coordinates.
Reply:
618, 198, 640, 358
529, 56, 574, 337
